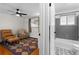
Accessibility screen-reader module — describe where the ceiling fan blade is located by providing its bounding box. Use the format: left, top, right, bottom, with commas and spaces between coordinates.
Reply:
10, 13, 15, 15
20, 13, 27, 15
8, 10, 15, 13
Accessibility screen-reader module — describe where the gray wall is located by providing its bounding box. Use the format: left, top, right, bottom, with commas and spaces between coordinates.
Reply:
77, 16, 79, 39
55, 18, 78, 41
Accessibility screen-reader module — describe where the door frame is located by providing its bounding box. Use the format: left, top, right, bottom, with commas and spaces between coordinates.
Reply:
39, 3, 55, 55
49, 3, 55, 55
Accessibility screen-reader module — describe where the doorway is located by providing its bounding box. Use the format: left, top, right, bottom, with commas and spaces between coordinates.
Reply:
54, 3, 79, 55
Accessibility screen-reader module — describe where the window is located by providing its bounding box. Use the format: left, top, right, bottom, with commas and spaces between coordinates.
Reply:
60, 16, 67, 25
67, 15, 75, 25
60, 15, 75, 25
29, 17, 39, 33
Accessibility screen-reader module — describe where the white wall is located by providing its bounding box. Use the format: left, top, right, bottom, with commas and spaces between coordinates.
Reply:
23, 17, 29, 32
0, 14, 24, 34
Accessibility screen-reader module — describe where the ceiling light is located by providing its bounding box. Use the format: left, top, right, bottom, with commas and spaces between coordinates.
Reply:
16, 14, 20, 16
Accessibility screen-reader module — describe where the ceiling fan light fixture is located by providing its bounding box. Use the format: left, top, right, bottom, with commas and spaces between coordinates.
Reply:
18, 11, 20, 13
16, 14, 20, 16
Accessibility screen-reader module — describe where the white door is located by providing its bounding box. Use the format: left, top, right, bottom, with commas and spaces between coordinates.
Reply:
39, 3, 55, 55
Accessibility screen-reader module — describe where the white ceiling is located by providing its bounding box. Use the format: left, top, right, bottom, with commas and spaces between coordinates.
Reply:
1, 3, 79, 17
55, 3, 79, 13
0, 3, 40, 17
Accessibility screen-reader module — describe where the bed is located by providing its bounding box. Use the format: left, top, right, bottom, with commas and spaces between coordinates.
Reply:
1, 37, 39, 55
0, 29, 39, 55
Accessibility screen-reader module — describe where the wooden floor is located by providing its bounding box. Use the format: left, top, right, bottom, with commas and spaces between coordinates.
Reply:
0, 45, 39, 55
0, 45, 13, 55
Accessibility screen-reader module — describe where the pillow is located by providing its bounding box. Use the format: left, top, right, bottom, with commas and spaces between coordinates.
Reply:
18, 29, 29, 39
2, 32, 13, 38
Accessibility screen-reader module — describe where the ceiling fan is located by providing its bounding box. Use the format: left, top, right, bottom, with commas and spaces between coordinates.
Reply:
8, 8, 27, 17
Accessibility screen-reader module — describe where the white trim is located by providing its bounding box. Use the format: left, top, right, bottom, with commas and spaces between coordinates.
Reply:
39, 3, 46, 55
45, 3, 50, 55
50, 3, 55, 55
39, 3, 50, 55
39, 3, 55, 55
